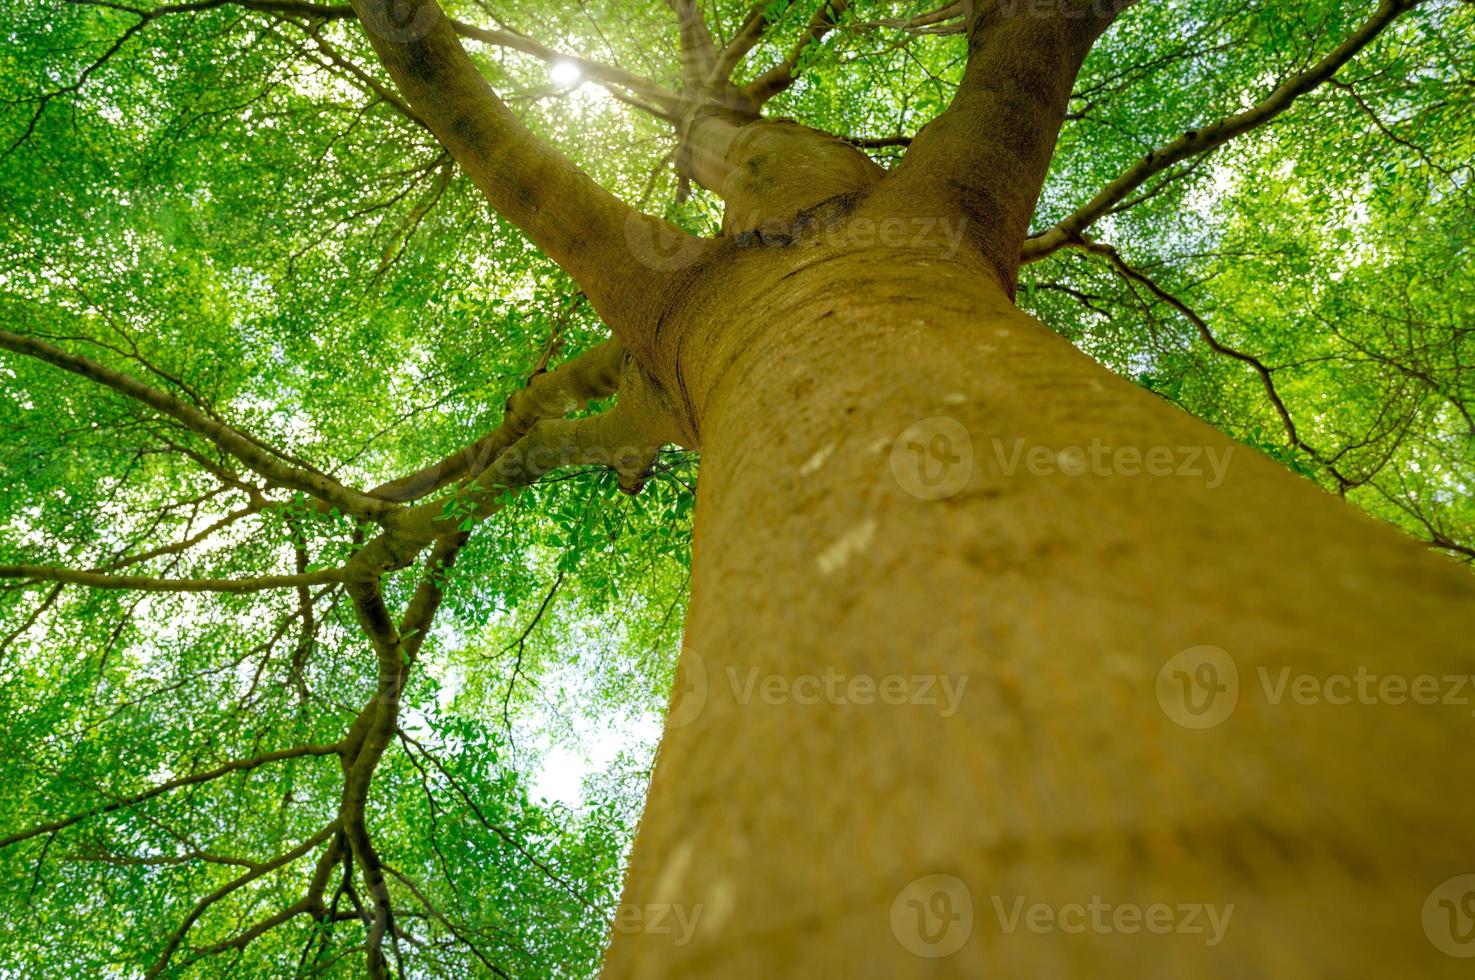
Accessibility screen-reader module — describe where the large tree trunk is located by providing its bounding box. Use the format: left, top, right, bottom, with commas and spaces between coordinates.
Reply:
603, 241, 1475, 976
335, 3, 1472, 972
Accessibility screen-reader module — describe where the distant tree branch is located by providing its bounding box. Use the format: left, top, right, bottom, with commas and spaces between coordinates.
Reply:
395, 728, 605, 919
1022, 0, 1427, 262
67, 0, 681, 118
449, 17, 679, 111
145, 822, 341, 978
358, 338, 624, 505
0, 329, 396, 520
1074, 237, 1362, 492
0, 743, 341, 849
0, 564, 343, 593
739, 0, 850, 105
382, 863, 512, 978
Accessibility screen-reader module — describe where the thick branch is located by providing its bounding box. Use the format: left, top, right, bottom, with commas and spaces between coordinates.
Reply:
668, 0, 718, 92
880, 0, 1132, 293
346, 0, 692, 356
711, 2, 792, 85
682, 115, 883, 232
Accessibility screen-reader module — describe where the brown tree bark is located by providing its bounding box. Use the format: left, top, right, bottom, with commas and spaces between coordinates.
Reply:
337, 1, 1474, 974
605, 236, 1475, 976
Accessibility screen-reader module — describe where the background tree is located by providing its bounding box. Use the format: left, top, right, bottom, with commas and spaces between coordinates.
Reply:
1, 0, 1472, 976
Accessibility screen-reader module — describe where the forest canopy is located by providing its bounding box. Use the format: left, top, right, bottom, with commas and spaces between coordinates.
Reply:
1, 0, 1471, 975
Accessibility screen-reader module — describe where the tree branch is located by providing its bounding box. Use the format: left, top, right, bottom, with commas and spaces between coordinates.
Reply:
449, 18, 678, 112
740, 0, 849, 106
881, 0, 1134, 293
359, 338, 625, 505
382, 863, 512, 978
0, 329, 396, 520
1074, 237, 1361, 490
668, 0, 718, 92
1022, 0, 1426, 263
711, 1, 792, 85
145, 822, 341, 978
0, 564, 341, 593
0, 743, 341, 849
346, 0, 694, 359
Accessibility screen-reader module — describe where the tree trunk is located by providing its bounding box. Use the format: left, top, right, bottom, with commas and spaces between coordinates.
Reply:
603, 241, 1475, 976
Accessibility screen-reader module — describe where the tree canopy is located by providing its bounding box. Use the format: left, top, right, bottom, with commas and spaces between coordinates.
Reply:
1, 0, 1471, 975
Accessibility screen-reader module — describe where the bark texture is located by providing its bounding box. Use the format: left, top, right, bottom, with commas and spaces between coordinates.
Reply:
606, 236, 1475, 976
341, 1, 1475, 974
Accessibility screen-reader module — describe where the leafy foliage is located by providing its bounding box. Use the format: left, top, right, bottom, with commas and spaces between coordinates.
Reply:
0, 0, 1470, 975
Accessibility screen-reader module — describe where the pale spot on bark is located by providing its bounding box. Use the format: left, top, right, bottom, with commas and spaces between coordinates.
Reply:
816, 519, 878, 576
943, 392, 966, 406
994, 327, 1011, 337
800, 442, 836, 476
654, 840, 694, 904
705, 877, 736, 931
